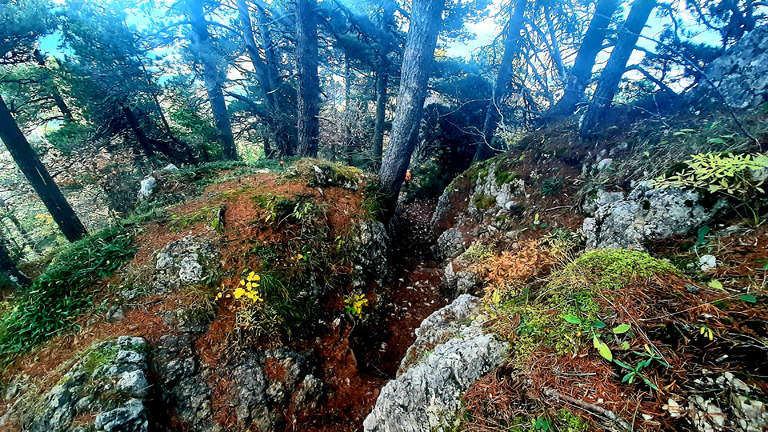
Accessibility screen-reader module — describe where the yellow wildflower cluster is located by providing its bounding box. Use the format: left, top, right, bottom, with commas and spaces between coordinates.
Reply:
344, 293, 368, 317
217, 271, 263, 303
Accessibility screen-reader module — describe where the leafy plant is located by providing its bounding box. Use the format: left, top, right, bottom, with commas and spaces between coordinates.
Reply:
613, 345, 669, 392
699, 324, 715, 341
541, 177, 564, 196
693, 225, 710, 249
344, 293, 369, 318
655, 153, 768, 223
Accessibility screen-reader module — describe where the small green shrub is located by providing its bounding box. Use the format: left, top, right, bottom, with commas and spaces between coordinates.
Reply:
0, 226, 136, 357
541, 177, 564, 196
655, 152, 768, 222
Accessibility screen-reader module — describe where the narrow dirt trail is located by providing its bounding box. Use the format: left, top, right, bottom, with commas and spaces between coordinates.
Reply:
303, 199, 448, 431
369, 199, 448, 377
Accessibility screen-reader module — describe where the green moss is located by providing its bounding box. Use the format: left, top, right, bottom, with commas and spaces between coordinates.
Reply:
473, 194, 497, 210
495, 249, 679, 361
81, 343, 118, 376
565, 250, 680, 291
169, 204, 225, 232
494, 167, 519, 187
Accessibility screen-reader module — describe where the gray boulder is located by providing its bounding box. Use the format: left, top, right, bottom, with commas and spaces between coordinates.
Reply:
352, 221, 389, 285
583, 181, 726, 250
435, 228, 465, 261
94, 399, 147, 432
137, 177, 157, 201
154, 235, 219, 292
442, 260, 481, 298
20, 337, 151, 432
364, 295, 508, 432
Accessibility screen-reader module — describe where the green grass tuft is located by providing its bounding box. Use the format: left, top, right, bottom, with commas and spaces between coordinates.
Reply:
0, 226, 136, 357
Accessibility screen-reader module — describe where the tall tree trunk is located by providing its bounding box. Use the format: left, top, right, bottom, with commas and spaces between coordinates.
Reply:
543, 0, 620, 122
378, 0, 445, 200
580, 0, 656, 137
0, 95, 87, 242
238, 0, 281, 159
371, 1, 396, 166
372, 58, 388, 163
256, 4, 293, 156
544, 5, 566, 81
474, 0, 527, 162
0, 235, 30, 287
295, 0, 320, 158
238, 0, 276, 111
185, 0, 238, 160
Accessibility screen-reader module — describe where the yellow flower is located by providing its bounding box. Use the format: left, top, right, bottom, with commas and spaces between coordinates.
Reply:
240, 280, 245, 286
234, 287, 246, 299
216, 292, 223, 299
247, 272, 260, 282
297, 254, 304, 260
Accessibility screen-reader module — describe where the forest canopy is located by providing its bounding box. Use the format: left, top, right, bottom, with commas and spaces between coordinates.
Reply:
0, 0, 765, 255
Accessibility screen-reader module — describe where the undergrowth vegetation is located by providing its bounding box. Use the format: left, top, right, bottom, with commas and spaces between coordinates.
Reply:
487, 248, 679, 361
0, 225, 136, 358
654, 152, 768, 223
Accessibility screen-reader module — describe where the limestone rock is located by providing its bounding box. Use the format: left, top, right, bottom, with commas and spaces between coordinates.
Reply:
137, 177, 157, 201
352, 221, 389, 284
21, 337, 151, 432
435, 228, 465, 261
154, 235, 219, 293
365, 295, 507, 432
705, 25, 768, 108
583, 181, 726, 250
94, 399, 147, 432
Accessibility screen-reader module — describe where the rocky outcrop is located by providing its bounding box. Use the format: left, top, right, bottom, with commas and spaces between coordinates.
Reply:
664, 371, 768, 432
364, 295, 508, 432
583, 182, 726, 250
442, 259, 482, 298
3, 336, 152, 432
352, 221, 389, 285
705, 25, 768, 108
435, 228, 465, 261
153, 235, 219, 293
153, 334, 323, 432
468, 162, 526, 218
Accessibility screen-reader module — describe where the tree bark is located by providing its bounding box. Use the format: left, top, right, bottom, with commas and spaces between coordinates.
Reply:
0, 95, 87, 242
580, 0, 656, 137
543, 0, 620, 122
185, 0, 238, 160
474, 0, 527, 162
378, 0, 445, 199
0, 235, 30, 287
256, 4, 294, 156
371, 1, 396, 165
295, 0, 321, 158
120, 102, 155, 159
372, 58, 388, 163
